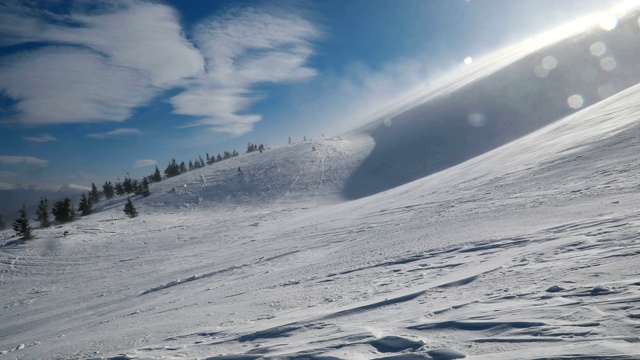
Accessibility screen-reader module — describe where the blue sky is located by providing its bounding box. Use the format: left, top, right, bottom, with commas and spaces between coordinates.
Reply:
0, 0, 623, 194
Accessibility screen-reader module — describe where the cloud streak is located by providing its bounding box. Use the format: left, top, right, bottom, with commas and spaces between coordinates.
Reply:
134, 159, 156, 168
23, 133, 57, 142
0, 155, 49, 166
170, 5, 321, 135
0, 1, 204, 125
87, 128, 142, 139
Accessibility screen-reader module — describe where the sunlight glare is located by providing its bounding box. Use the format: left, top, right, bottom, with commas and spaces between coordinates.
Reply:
599, 14, 618, 30
589, 42, 606, 56
464, 57, 473, 65
567, 95, 584, 109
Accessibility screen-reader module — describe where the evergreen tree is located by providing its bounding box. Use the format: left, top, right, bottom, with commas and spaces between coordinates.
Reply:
152, 166, 162, 182
258, 144, 265, 152
90, 183, 100, 204
188, 160, 194, 171
115, 182, 125, 196
206, 153, 211, 164
0, 215, 6, 231
131, 179, 140, 195
164, 159, 180, 178
52, 197, 75, 223
103, 181, 115, 199
123, 177, 134, 194
141, 177, 151, 197
35, 197, 51, 228
12, 205, 33, 240
217, 154, 223, 162
179, 161, 187, 174
123, 198, 138, 218
198, 156, 205, 168
78, 193, 93, 216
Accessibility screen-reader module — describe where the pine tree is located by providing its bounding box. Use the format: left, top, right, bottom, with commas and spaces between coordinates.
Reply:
12, 205, 33, 240
35, 197, 51, 228
103, 181, 115, 199
152, 166, 162, 182
123, 177, 134, 194
188, 160, 194, 171
90, 183, 100, 204
0, 215, 6, 231
115, 182, 125, 196
141, 177, 151, 197
52, 197, 75, 223
179, 162, 187, 174
78, 193, 93, 216
123, 198, 138, 218
217, 154, 222, 162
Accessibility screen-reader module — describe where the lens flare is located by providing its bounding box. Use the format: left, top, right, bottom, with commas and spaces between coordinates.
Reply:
599, 14, 618, 31
534, 65, 549, 78
589, 42, 606, 56
464, 57, 473, 65
383, 118, 393, 127
597, 83, 616, 98
541, 56, 558, 70
600, 56, 617, 71
467, 112, 487, 127
567, 95, 584, 109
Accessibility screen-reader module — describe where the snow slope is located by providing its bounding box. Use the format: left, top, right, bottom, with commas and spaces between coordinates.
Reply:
2, 6, 640, 360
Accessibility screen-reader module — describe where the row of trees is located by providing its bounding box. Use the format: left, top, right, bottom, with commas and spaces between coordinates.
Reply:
9, 194, 140, 241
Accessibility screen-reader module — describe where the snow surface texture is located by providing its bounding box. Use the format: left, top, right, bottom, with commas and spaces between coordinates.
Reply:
2, 8, 640, 360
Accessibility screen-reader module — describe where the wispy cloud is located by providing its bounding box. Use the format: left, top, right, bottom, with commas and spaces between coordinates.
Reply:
0, 1, 204, 125
0, 155, 49, 166
0, 182, 17, 190
170, 5, 321, 135
87, 128, 142, 139
0, 170, 16, 178
134, 159, 156, 168
68, 183, 91, 191
23, 133, 57, 142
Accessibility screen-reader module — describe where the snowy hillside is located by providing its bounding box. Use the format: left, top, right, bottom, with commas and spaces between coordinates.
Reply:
2, 6, 640, 360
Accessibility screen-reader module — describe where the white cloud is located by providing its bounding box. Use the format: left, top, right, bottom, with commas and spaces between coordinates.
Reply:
0, 181, 17, 190
0, 170, 16, 178
170, 5, 321, 135
68, 183, 91, 191
134, 159, 156, 168
23, 133, 57, 142
87, 128, 142, 139
0, 155, 49, 166
0, 2, 204, 125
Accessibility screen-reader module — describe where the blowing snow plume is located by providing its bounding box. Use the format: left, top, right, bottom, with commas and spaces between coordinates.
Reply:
343, 8, 640, 199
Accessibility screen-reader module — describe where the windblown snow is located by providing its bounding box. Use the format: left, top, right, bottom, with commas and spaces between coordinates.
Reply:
2, 7, 640, 360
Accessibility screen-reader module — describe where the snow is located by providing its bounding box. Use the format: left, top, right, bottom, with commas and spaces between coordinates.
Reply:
2, 7, 640, 360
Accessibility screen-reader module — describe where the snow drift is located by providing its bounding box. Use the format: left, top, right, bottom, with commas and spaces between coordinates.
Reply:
2, 5, 640, 360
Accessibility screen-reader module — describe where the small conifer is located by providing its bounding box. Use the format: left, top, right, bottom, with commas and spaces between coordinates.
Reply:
35, 197, 51, 228
123, 198, 138, 218
12, 205, 33, 240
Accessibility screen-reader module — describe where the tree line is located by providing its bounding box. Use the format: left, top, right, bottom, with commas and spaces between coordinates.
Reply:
3, 141, 268, 240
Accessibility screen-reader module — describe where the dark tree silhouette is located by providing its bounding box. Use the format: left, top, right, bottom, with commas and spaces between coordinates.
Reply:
78, 193, 93, 216
103, 181, 115, 199
12, 205, 33, 240
35, 197, 51, 228
52, 197, 75, 223
90, 183, 100, 204
124, 198, 138, 218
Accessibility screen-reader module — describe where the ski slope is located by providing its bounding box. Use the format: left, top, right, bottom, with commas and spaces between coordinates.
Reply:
2, 6, 640, 360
